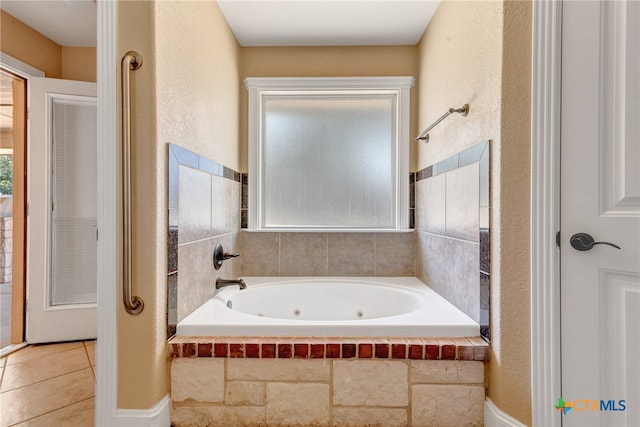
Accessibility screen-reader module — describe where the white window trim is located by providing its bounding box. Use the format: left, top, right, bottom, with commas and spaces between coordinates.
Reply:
244, 76, 414, 231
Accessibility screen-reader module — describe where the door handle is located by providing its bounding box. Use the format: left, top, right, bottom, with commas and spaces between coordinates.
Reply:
569, 233, 621, 251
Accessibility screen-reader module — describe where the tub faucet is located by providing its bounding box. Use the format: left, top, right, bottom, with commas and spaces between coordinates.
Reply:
216, 278, 246, 290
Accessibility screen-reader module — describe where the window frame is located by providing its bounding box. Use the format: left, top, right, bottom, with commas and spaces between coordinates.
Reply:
245, 76, 414, 231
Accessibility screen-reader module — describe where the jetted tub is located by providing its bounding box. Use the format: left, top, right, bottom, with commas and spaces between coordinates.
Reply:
177, 277, 479, 337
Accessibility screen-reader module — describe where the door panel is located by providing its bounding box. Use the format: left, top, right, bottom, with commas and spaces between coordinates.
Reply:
561, 1, 640, 426
27, 77, 97, 343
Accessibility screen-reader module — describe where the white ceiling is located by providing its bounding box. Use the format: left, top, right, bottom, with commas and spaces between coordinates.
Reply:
1, 0, 96, 47
217, 0, 440, 46
1, 1, 438, 49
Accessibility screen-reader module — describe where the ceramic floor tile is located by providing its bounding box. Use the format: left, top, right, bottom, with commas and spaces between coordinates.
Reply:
0, 367, 94, 427
1, 346, 90, 392
4, 342, 83, 366
15, 397, 94, 427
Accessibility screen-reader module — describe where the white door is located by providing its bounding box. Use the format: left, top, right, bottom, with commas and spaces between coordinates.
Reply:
561, 1, 640, 426
27, 77, 97, 343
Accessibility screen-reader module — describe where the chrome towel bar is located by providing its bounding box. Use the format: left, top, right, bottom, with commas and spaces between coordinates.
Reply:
121, 51, 144, 315
415, 104, 469, 142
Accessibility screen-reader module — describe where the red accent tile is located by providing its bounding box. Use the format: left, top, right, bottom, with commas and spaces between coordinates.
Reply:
214, 342, 228, 357
342, 343, 357, 358
278, 343, 293, 358
408, 343, 424, 360
294, 343, 309, 358
261, 343, 276, 358
425, 340, 440, 360
375, 343, 389, 358
326, 343, 341, 358
358, 343, 373, 358
229, 343, 244, 358
169, 343, 181, 358
245, 343, 260, 358
182, 343, 196, 358
439, 339, 456, 360
468, 337, 490, 361
198, 343, 213, 357
391, 343, 407, 359
454, 338, 474, 360
310, 343, 325, 358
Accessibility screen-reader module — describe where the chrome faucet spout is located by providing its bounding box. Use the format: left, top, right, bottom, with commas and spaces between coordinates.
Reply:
216, 278, 246, 290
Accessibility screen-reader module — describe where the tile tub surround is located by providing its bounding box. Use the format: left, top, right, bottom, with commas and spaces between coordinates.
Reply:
169, 337, 488, 427
168, 143, 241, 338
239, 231, 416, 277
415, 141, 490, 341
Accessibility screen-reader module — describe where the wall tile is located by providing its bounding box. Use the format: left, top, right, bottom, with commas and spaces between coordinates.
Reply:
410, 360, 484, 384
416, 232, 447, 297
266, 383, 330, 426
227, 359, 330, 381
172, 406, 265, 427
211, 175, 237, 236
445, 239, 480, 323
239, 232, 280, 276
177, 239, 214, 322
375, 232, 415, 276
171, 359, 224, 403
280, 233, 328, 276
178, 165, 212, 244
422, 174, 446, 235
332, 408, 408, 427
411, 384, 484, 427
445, 163, 479, 242
328, 233, 375, 276
333, 360, 408, 407
225, 381, 265, 406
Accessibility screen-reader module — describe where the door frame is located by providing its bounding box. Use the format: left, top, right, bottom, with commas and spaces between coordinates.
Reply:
0, 53, 44, 352
531, 1, 562, 426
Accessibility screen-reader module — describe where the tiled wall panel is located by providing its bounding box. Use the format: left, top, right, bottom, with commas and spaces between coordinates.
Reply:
167, 144, 241, 337
415, 141, 490, 340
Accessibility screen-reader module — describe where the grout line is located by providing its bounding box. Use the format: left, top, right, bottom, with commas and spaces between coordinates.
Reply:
1, 365, 94, 393
11, 395, 95, 426
0, 353, 6, 389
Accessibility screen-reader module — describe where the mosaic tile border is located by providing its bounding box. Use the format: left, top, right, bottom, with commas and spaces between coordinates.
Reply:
167, 143, 242, 338
168, 336, 489, 361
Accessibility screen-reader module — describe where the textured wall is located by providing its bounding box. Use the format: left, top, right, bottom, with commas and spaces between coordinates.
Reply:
416, 1, 532, 424
116, 0, 242, 409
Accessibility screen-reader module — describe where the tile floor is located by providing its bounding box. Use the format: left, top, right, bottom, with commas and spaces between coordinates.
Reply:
0, 340, 95, 426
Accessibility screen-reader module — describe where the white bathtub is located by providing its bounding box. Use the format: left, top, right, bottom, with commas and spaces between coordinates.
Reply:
177, 277, 479, 337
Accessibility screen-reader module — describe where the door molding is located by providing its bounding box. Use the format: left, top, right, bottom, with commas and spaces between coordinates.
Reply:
95, 0, 119, 424
530, 1, 562, 426
0, 53, 44, 78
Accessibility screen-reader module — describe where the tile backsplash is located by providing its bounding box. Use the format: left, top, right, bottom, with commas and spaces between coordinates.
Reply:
415, 141, 490, 341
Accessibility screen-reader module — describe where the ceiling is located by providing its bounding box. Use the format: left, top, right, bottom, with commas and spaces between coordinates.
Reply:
1, 0, 438, 48
217, 1, 440, 46
1, 0, 96, 47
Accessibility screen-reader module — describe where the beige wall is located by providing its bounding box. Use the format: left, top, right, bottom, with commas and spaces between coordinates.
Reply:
240, 46, 419, 172
1, 10, 95, 82
489, 1, 532, 424
61, 47, 96, 82
417, 1, 532, 424
116, 0, 241, 408
0, 9, 61, 78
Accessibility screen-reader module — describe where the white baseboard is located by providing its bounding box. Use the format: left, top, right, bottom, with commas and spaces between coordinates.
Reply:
485, 399, 528, 427
112, 395, 171, 427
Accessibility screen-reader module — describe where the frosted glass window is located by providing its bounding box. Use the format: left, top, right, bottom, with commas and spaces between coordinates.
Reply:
245, 77, 414, 230
263, 97, 395, 228
50, 99, 97, 305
